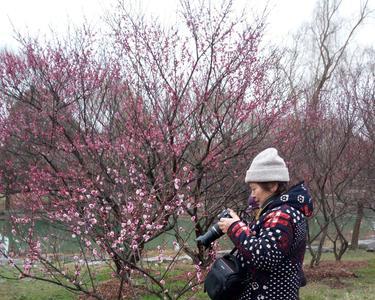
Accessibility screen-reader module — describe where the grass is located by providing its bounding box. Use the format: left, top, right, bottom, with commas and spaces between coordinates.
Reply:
300, 259, 375, 300
0, 277, 74, 300
141, 252, 375, 300
0, 262, 113, 300
1, 210, 374, 300
138, 253, 375, 300
300, 251, 375, 300
304, 248, 375, 263
1, 250, 374, 299
300, 281, 375, 300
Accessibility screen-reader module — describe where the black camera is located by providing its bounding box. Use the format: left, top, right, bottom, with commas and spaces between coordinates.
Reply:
196, 209, 232, 248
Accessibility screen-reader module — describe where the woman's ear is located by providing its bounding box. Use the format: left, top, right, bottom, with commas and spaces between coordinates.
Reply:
271, 183, 279, 193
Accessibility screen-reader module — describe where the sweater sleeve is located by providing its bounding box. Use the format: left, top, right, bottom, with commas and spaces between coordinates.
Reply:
227, 208, 294, 271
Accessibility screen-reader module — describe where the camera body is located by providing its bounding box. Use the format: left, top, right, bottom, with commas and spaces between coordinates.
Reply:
217, 209, 232, 220
196, 209, 232, 248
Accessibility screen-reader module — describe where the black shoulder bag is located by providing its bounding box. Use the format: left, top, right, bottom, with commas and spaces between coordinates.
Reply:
204, 248, 246, 300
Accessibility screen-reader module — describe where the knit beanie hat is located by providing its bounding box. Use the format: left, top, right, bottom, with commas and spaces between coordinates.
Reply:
245, 148, 289, 183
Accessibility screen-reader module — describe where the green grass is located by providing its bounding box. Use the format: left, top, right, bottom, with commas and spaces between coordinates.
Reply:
300, 260, 375, 300
300, 281, 375, 300
0, 263, 112, 300
0, 277, 75, 300
0, 199, 373, 300
138, 254, 375, 300
1, 245, 375, 300
300, 252, 375, 300
304, 249, 375, 263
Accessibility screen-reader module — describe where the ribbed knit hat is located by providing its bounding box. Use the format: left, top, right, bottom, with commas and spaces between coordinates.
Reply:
245, 148, 289, 183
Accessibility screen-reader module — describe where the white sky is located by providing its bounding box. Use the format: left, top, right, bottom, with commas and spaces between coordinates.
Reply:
0, 0, 374, 50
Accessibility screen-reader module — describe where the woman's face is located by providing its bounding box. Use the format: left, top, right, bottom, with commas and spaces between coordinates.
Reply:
249, 183, 275, 207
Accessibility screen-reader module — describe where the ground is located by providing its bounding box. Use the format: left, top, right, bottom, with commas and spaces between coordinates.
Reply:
78, 281, 145, 300
304, 260, 368, 288
1, 250, 374, 299
78, 259, 371, 299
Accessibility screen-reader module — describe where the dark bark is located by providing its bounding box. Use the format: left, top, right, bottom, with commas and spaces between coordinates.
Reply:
350, 202, 364, 250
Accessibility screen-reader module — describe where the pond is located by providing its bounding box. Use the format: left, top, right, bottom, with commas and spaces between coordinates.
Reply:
0, 216, 231, 256
4, 213, 372, 257
0, 234, 9, 254
0, 219, 80, 255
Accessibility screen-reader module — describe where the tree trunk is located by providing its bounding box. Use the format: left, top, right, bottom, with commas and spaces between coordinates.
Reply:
350, 202, 364, 250
332, 219, 349, 261
333, 238, 348, 261
310, 225, 328, 267
5, 193, 11, 211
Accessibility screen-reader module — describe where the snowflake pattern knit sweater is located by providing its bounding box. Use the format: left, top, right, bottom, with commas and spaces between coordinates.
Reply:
227, 182, 314, 300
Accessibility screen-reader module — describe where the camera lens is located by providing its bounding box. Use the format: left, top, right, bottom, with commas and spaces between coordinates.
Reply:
196, 224, 223, 248
196, 209, 232, 247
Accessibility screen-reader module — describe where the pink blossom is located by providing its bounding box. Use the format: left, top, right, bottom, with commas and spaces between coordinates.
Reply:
174, 178, 180, 190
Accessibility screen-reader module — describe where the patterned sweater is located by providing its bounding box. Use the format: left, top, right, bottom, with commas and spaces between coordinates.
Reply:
227, 182, 313, 300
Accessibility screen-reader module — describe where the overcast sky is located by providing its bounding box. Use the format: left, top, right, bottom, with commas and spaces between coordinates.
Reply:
0, 0, 374, 50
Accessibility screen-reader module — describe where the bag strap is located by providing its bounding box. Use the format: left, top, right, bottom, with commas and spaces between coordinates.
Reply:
230, 247, 237, 255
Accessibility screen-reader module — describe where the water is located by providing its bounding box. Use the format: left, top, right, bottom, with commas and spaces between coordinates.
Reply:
0, 220, 80, 254
0, 234, 9, 254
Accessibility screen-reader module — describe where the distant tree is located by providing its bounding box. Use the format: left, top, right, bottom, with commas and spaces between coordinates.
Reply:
275, 0, 371, 265
340, 47, 375, 250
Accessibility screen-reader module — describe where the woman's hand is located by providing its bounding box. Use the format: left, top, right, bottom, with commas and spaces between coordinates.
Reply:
218, 208, 240, 233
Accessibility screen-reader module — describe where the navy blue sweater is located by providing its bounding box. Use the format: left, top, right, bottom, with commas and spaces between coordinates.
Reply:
227, 182, 314, 300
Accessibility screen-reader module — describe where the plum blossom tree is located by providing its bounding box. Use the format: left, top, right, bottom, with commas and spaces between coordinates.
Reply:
0, 1, 288, 298
108, 0, 291, 265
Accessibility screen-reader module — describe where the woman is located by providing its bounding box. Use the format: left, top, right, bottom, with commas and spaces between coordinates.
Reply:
218, 148, 313, 300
